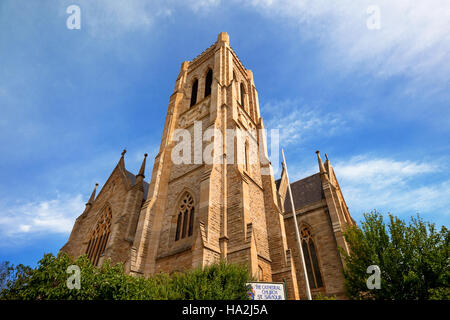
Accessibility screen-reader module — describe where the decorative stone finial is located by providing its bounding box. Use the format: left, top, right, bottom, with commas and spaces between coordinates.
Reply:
217, 32, 229, 44
86, 183, 99, 206
316, 150, 327, 175
137, 153, 148, 179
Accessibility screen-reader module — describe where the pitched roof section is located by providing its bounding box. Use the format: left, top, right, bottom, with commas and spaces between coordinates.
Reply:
125, 170, 149, 200
275, 178, 282, 190
276, 173, 324, 214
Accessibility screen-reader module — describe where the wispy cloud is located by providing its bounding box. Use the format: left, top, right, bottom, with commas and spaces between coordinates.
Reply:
246, 0, 450, 94
70, 0, 172, 37
67, 0, 222, 38
184, 0, 221, 12
0, 194, 85, 246
333, 155, 450, 221
336, 156, 437, 189
263, 99, 345, 146
0, 143, 158, 248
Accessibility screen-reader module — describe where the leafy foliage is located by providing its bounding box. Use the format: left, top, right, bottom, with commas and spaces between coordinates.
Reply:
0, 261, 15, 291
341, 211, 449, 300
0, 253, 252, 300
312, 292, 337, 300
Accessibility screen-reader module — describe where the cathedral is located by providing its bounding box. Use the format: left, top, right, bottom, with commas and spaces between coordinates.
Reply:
61, 32, 356, 300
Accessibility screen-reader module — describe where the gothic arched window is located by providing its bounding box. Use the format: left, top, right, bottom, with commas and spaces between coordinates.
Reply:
204, 69, 212, 98
240, 82, 245, 107
300, 226, 323, 289
86, 206, 112, 266
190, 79, 198, 107
175, 192, 195, 241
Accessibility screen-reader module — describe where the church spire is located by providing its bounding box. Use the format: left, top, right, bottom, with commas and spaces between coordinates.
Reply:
324, 153, 335, 184
324, 153, 331, 173
85, 183, 98, 208
137, 153, 148, 180
316, 150, 325, 173
118, 149, 126, 168
316, 150, 327, 176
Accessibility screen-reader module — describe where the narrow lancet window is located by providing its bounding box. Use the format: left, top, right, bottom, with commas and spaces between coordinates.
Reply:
175, 213, 182, 241
240, 82, 245, 107
190, 79, 198, 107
205, 69, 212, 97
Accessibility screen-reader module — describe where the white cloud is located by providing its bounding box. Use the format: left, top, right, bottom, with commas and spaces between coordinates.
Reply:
336, 156, 437, 189
71, 0, 221, 37
333, 155, 450, 219
53, 0, 450, 90
70, 0, 173, 37
185, 0, 221, 12
245, 0, 450, 93
0, 194, 85, 244
263, 99, 345, 145
60, 0, 450, 93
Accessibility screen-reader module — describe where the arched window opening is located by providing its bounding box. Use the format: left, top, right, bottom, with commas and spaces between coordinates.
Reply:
175, 192, 195, 241
204, 69, 212, 98
86, 206, 112, 266
240, 82, 245, 107
300, 227, 323, 289
190, 79, 198, 107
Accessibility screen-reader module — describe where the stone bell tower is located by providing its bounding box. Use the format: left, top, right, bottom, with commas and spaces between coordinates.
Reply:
129, 32, 299, 298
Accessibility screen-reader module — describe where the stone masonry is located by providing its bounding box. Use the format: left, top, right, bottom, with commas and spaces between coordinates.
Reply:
61, 32, 356, 300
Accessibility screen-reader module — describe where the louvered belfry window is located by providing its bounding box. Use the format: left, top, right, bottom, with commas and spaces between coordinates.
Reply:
175, 192, 195, 241
300, 226, 324, 289
86, 206, 112, 266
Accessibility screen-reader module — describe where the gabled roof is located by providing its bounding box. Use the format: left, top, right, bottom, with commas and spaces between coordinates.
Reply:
275, 173, 324, 214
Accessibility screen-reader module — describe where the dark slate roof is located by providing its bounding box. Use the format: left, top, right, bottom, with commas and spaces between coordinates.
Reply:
275, 178, 281, 190
125, 170, 150, 200
276, 173, 324, 214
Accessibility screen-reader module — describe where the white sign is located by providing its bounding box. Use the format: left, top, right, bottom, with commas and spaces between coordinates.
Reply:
246, 282, 286, 300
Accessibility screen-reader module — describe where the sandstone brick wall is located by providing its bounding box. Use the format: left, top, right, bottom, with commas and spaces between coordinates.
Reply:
61, 163, 143, 268
155, 169, 202, 266
284, 202, 347, 299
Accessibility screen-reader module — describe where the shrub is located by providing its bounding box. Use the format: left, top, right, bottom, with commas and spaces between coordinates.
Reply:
0, 253, 252, 300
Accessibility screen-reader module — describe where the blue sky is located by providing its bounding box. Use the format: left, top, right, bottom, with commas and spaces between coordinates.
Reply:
1, 0, 449, 267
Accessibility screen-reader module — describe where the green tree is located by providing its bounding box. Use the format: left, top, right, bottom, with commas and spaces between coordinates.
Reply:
0, 261, 14, 291
0, 252, 252, 300
341, 211, 449, 300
